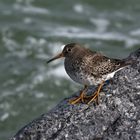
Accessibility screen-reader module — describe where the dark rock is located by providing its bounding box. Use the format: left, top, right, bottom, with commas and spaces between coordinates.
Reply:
10, 48, 140, 140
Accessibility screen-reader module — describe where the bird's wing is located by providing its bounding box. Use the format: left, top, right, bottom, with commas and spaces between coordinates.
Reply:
89, 53, 123, 77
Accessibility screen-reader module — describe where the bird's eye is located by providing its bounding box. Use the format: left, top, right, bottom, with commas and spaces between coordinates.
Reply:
67, 48, 72, 52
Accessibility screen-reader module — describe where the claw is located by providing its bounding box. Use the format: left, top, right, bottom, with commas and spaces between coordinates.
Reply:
69, 85, 88, 104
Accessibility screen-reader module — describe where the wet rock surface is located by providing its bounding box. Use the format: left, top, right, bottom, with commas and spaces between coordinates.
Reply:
10, 48, 140, 140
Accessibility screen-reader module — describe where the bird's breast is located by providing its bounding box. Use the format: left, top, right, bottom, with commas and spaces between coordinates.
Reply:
64, 58, 100, 86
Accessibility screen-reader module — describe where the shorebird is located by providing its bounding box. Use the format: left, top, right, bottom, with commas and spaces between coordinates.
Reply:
47, 43, 133, 104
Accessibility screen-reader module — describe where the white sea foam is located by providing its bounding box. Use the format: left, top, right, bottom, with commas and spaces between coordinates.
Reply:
90, 18, 110, 33
34, 92, 45, 98
32, 74, 45, 85
43, 26, 140, 48
48, 42, 64, 55
48, 65, 68, 78
73, 4, 84, 13
0, 113, 9, 121
130, 28, 140, 36
23, 17, 32, 24
13, 4, 49, 14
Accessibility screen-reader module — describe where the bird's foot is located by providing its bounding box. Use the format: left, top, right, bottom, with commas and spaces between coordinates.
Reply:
69, 91, 85, 104
69, 81, 104, 105
69, 90, 99, 105
87, 91, 99, 105
87, 81, 104, 105
69, 85, 88, 104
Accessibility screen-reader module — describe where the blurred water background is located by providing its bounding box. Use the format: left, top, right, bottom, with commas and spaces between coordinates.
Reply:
0, 0, 140, 139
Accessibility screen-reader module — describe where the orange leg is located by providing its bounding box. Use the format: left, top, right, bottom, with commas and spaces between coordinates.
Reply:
69, 85, 88, 104
87, 81, 104, 105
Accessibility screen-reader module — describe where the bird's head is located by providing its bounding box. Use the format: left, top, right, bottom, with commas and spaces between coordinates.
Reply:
47, 43, 81, 63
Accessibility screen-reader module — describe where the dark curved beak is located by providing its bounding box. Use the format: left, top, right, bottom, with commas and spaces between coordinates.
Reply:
47, 52, 64, 63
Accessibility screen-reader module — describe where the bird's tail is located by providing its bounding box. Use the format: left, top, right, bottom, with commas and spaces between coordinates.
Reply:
121, 57, 136, 67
